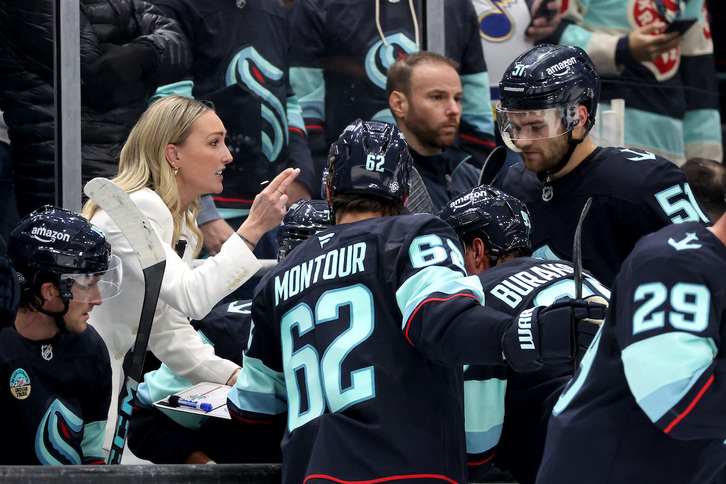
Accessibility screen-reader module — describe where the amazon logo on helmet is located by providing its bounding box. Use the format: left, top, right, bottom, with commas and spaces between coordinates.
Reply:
499, 44, 600, 132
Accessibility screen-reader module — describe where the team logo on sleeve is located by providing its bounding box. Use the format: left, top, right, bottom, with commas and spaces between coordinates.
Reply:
668, 232, 701, 251
10, 368, 31, 400
35, 399, 84, 465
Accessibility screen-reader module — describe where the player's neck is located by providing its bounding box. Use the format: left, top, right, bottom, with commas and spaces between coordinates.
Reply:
14, 310, 59, 340
548, 136, 595, 182
709, 212, 726, 246
336, 211, 382, 225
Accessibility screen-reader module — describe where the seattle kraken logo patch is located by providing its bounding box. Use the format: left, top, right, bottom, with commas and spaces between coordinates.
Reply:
668, 233, 701, 251
35, 399, 84, 465
10, 368, 31, 400
365, 33, 419, 90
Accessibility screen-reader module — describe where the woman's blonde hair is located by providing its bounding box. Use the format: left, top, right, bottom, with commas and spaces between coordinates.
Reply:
82, 95, 213, 255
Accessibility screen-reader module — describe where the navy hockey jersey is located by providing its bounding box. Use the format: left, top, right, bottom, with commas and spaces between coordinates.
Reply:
499, 146, 710, 287
469, 257, 610, 484
537, 222, 726, 484
151, 0, 316, 207
0, 325, 111, 464
228, 214, 514, 484
288, 0, 496, 174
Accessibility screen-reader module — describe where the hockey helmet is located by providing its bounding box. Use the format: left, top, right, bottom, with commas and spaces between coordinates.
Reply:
437, 185, 532, 258
276, 199, 332, 261
497, 44, 600, 150
8, 205, 122, 303
324, 119, 413, 202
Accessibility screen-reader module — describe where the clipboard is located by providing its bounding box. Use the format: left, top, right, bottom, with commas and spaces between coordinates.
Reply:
153, 382, 232, 419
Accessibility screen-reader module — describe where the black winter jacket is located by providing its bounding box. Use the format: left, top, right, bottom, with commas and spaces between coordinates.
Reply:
0, 0, 191, 216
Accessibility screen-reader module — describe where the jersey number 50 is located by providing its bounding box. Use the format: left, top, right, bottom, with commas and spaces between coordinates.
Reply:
281, 284, 375, 431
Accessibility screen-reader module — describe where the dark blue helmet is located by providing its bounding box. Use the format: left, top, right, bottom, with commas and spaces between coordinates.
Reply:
499, 44, 600, 131
276, 199, 332, 261
8, 205, 119, 302
325, 119, 413, 202
437, 185, 532, 258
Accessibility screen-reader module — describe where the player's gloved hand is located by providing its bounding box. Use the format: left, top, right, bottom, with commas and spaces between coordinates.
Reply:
502, 297, 608, 372
575, 295, 608, 362
0, 257, 20, 327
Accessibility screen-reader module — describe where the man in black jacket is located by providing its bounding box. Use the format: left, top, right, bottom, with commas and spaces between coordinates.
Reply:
0, 0, 191, 217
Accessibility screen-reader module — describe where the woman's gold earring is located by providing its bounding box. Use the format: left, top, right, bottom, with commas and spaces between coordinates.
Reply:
173, 165, 179, 176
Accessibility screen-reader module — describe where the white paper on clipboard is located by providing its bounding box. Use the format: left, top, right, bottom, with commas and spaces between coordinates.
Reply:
153, 382, 232, 419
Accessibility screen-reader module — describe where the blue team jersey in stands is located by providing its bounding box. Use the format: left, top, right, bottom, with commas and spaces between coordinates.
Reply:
228, 213, 514, 484
0, 325, 111, 464
468, 257, 610, 483
500, 146, 710, 287
537, 222, 726, 484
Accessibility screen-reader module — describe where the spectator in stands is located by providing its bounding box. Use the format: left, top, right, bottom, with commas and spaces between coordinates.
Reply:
0, 0, 191, 218
288, 0, 497, 175
0, 113, 19, 249
1, 206, 122, 465
150, 0, 317, 260
681, 157, 726, 221
81, 95, 299, 457
541, 0, 722, 165
387, 51, 480, 212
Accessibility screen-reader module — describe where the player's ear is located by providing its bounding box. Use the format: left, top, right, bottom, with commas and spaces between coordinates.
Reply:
389, 91, 408, 119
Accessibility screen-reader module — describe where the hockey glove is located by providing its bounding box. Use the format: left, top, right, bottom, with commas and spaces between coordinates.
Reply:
502, 297, 608, 372
0, 257, 20, 327
575, 295, 608, 362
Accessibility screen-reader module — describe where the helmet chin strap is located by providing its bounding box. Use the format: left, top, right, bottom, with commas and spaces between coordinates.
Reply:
33, 295, 71, 333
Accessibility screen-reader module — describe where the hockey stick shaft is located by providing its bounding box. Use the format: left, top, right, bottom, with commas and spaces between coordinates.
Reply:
573, 197, 593, 300
84, 178, 166, 464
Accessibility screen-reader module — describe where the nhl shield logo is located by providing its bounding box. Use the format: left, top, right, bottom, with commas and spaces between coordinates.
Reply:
41, 344, 53, 361
10, 368, 31, 400
542, 185, 554, 202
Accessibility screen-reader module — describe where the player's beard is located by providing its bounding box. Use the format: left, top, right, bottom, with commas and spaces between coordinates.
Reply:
405, 103, 459, 152
521, 132, 570, 174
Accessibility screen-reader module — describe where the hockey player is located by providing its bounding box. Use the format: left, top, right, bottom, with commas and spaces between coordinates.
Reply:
127, 199, 332, 464
497, 43, 710, 287
438, 185, 609, 484
536, 186, 726, 483
0, 206, 122, 464
227, 119, 605, 484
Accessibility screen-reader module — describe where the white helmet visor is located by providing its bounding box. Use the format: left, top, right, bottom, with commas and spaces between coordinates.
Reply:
60, 253, 123, 303
496, 104, 580, 152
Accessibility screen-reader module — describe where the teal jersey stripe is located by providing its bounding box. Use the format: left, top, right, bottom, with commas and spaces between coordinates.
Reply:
290, 67, 326, 120
231, 355, 288, 416
622, 332, 717, 422
397, 268, 483, 330
464, 378, 506, 453
460, 72, 495, 135
81, 420, 107, 461
150, 80, 194, 103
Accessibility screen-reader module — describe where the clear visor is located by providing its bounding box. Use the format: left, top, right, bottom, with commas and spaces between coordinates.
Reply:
496, 104, 579, 152
60, 254, 123, 303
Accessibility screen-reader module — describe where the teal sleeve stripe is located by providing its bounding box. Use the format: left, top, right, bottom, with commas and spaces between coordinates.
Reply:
560, 25, 594, 50
460, 73, 495, 135
684, 108, 723, 145
287, 95, 308, 133
81, 420, 107, 460
397, 268, 483, 329
289, 67, 326, 120
464, 378, 506, 453
230, 355, 288, 416
623, 332, 717, 422
150, 80, 194, 103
